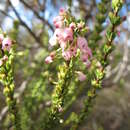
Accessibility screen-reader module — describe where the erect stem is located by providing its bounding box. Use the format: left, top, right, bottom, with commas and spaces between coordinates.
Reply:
70, 1, 124, 129
2, 54, 22, 130
44, 59, 74, 129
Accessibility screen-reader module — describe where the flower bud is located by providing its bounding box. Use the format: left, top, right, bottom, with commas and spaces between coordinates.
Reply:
2, 37, 12, 52
76, 71, 86, 81
0, 34, 4, 44
45, 56, 53, 64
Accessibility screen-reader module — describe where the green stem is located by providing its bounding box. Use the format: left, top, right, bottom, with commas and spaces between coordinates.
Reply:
44, 59, 74, 129
88, 0, 110, 50
3, 54, 21, 130
70, 1, 123, 129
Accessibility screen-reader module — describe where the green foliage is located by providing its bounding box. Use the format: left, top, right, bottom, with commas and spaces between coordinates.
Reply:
0, 34, 21, 130
0, 0, 125, 130
70, 0, 124, 129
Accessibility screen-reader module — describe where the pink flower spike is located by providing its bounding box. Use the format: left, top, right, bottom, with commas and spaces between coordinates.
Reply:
2, 37, 12, 52
45, 56, 53, 64
76, 71, 86, 81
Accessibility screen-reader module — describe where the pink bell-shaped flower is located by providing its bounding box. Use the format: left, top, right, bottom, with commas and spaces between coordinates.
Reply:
2, 37, 12, 52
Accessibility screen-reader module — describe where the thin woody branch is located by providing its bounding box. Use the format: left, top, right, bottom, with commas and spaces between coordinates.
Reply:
8, 0, 43, 47
0, 9, 14, 20
20, 0, 54, 32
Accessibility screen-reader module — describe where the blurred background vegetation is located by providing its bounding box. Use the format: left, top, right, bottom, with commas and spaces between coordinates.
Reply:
0, 0, 130, 130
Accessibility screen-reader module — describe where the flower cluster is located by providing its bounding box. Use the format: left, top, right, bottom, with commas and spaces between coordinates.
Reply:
0, 31, 22, 130
45, 8, 92, 68
0, 33, 12, 66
